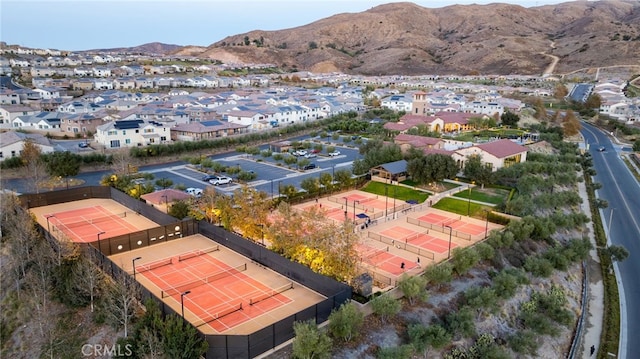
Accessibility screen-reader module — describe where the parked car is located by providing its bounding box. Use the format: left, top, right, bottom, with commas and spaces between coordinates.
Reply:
78, 142, 89, 148
293, 149, 308, 156
185, 187, 203, 197
328, 150, 341, 157
304, 153, 317, 158
202, 174, 217, 182
209, 176, 232, 185
598, 146, 606, 152
302, 163, 317, 170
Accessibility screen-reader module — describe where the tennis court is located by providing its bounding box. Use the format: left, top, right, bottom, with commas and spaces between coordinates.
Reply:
357, 242, 418, 276
416, 213, 488, 238
31, 198, 159, 243
379, 226, 458, 255
111, 234, 325, 335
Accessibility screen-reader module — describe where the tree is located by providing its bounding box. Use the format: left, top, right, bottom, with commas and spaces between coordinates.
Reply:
553, 84, 568, 99
20, 140, 48, 193
168, 200, 190, 219
562, 109, 581, 137
500, 111, 520, 128
300, 177, 320, 196
632, 139, 640, 152
155, 178, 173, 189
328, 302, 364, 343
111, 148, 134, 175
444, 305, 476, 339
602, 245, 629, 267
451, 247, 480, 276
370, 293, 401, 324
463, 154, 493, 188
162, 314, 208, 359
423, 262, 453, 289
407, 154, 458, 185
398, 274, 428, 306
73, 249, 104, 313
585, 93, 602, 109
105, 274, 139, 337
45, 151, 81, 189
292, 320, 332, 359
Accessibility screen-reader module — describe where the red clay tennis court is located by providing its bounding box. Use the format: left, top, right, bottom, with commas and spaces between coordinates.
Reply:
357, 243, 418, 276
416, 213, 487, 237
43, 205, 139, 242
112, 235, 325, 335
139, 247, 294, 332
378, 226, 458, 255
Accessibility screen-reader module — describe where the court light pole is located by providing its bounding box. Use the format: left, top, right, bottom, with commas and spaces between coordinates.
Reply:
353, 200, 360, 222
445, 225, 453, 259
484, 209, 490, 239
97, 231, 105, 253
45, 214, 55, 233
132, 256, 142, 280
385, 185, 389, 217
181, 290, 191, 319
257, 224, 265, 245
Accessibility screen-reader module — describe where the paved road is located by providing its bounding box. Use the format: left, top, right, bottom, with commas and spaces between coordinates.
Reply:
581, 121, 640, 359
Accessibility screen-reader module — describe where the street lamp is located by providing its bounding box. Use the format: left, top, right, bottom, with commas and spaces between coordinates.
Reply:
97, 231, 105, 253
132, 256, 142, 279
385, 185, 389, 217
181, 290, 191, 319
445, 225, 453, 259
467, 184, 472, 217
353, 200, 360, 222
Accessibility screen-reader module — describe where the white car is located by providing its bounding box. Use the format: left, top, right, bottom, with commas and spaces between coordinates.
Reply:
209, 176, 232, 185
304, 153, 317, 158
293, 150, 308, 156
328, 150, 341, 157
185, 187, 203, 197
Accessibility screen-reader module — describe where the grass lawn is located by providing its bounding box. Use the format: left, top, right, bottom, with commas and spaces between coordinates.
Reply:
433, 197, 492, 218
362, 181, 429, 203
453, 187, 510, 205
401, 179, 458, 193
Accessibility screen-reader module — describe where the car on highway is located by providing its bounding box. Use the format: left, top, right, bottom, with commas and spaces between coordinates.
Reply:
328, 150, 341, 157
598, 146, 606, 152
209, 176, 232, 185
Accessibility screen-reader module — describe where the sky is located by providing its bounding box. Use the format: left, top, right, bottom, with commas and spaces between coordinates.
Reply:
2, 0, 573, 51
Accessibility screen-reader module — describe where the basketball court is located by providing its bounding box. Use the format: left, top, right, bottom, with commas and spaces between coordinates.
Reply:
30, 198, 159, 243
110, 234, 325, 335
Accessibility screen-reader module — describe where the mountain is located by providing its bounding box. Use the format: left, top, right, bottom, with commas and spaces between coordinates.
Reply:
83, 42, 183, 55
174, 0, 640, 76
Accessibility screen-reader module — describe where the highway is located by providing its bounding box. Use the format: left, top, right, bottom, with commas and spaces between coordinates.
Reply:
581, 121, 640, 359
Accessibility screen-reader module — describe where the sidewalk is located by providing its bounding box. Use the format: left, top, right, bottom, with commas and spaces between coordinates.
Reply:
577, 174, 605, 359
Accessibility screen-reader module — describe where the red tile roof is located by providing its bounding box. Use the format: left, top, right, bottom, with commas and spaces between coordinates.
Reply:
475, 139, 527, 158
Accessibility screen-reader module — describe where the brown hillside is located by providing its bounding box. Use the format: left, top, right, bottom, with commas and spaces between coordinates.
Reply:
179, 0, 640, 75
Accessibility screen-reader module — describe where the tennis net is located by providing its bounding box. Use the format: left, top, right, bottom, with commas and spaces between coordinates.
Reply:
192, 301, 244, 327
178, 246, 220, 262
53, 212, 127, 229
136, 257, 173, 273
362, 246, 388, 260
161, 263, 247, 298
249, 282, 294, 306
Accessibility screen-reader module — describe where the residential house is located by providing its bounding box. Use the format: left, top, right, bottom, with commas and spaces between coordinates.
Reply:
60, 113, 104, 135
33, 87, 62, 100
95, 119, 172, 148
0, 131, 55, 161
171, 120, 247, 141
0, 89, 21, 105
393, 133, 445, 152
12, 111, 62, 130
0, 104, 38, 129
462, 101, 504, 117
381, 94, 413, 112
452, 138, 528, 171
113, 78, 136, 90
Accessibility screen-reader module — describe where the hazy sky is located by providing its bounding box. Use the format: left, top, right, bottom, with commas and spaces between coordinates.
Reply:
2, 0, 572, 51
